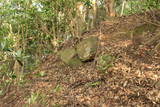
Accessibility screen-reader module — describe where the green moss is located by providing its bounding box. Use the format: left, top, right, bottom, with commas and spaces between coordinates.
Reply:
68, 57, 82, 67
76, 36, 98, 61
124, 23, 158, 39
59, 48, 82, 67
133, 24, 157, 35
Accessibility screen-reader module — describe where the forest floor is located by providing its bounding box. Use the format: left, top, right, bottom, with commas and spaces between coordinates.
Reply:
0, 12, 160, 107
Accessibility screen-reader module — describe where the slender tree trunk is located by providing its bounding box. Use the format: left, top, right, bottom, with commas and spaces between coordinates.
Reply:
105, 0, 116, 17
92, 0, 97, 27
120, 0, 126, 16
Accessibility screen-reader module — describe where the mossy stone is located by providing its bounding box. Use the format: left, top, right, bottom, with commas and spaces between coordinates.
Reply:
76, 36, 98, 61
59, 48, 82, 67
133, 23, 157, 36
125, 24, 157, 38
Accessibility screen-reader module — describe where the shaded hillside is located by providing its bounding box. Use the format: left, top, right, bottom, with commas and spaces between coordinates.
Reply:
0, 11, 160, 107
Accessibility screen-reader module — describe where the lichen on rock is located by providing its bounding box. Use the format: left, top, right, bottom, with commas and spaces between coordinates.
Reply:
76, 36, 98, 61
59, 48, 82, 67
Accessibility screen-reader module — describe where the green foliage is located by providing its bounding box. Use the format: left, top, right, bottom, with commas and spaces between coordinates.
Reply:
96, 55, 115, 72
115, 0, 160, 15
86, 81, 101, 87
0, 0, 159, 73
52, 103, 62, 107
0, 70, 26, 97
35, 72, 45, 77
53, 84, 61, 93
27, 92, 39, 104
26, 91, 46, 105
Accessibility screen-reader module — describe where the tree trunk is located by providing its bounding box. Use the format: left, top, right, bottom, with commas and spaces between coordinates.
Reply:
92, 0, 97, 27
105, 0, 116, 17
120, 0, 126, 16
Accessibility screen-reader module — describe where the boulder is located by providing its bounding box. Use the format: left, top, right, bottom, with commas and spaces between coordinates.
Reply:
59, 48, 82, 67
76, 36, 98, 61
131, 23, 157, 45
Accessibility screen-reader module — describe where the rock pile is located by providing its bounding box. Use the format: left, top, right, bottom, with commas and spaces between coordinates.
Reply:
59, 36, 98, 67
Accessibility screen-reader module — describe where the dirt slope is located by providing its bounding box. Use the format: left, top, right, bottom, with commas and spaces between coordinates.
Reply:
0, 11, 160, 107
